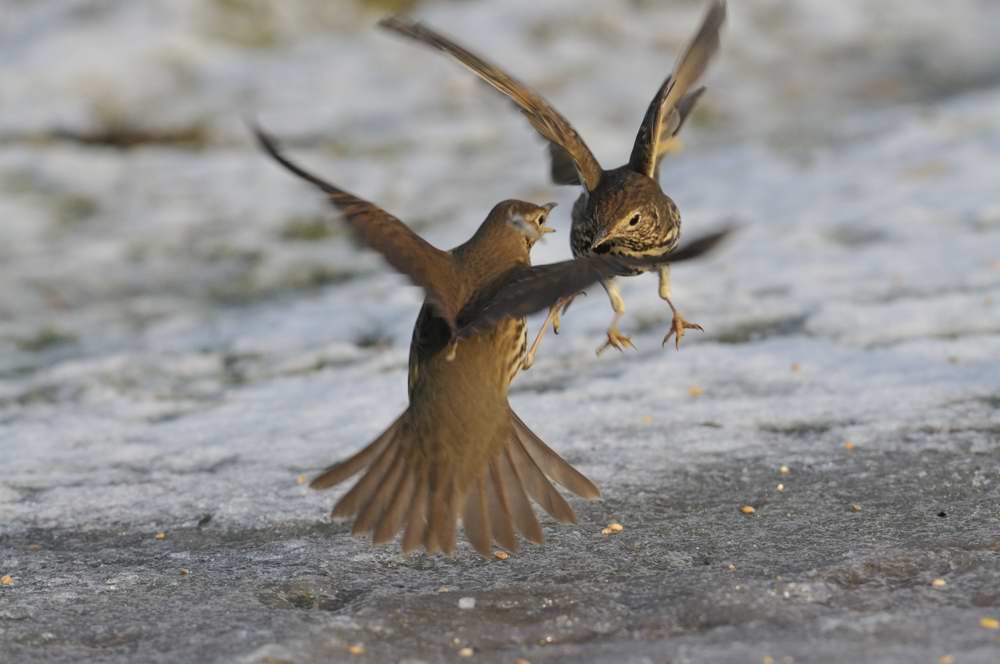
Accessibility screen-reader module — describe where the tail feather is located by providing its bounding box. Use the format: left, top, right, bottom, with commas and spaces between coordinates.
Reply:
423, 466, 441, 554
496, 448, 544, 544
508, 435, 577, 524
402, 470, 430, 553
352, 449, 406, 535
373, 468, 416, 544
331, 437, 400, 517
431, 476, 458, 554
512, 412, 601, 500
310, 415, 403, 490
310, 407, 598, 557
486, 460, 519, 551
462, 475, 493, 557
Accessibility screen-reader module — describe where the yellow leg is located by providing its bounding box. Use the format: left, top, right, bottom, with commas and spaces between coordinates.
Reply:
596, 278, 635, 356
658, 265, 702, 350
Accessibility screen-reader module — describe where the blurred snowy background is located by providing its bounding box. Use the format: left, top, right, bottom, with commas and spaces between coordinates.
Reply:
2, 1, 1000, 662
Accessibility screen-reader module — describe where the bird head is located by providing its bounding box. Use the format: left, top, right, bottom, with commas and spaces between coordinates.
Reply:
584, 168, 681, 256
461, 199, 557, 276
506, 201, 557, 248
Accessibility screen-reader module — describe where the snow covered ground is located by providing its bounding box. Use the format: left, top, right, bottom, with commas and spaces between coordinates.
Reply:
2, 1, 999, 662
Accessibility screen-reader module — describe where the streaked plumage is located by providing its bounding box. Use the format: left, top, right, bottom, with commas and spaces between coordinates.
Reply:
253, 126, 730, 556
380, 1, 726, 359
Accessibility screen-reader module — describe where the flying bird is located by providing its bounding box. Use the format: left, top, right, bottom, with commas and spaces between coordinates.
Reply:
253, 126, 730, 556
380, 1, 726, 363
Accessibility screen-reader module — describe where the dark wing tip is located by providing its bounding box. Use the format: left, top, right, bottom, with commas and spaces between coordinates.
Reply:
248, 121, 292, 174
378, 15, 422, 39
657, 224, 739, 264
248, 121, 339, 196
704, 0, 728, 31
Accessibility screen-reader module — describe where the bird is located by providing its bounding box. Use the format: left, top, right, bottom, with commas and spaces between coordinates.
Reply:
252, 125, 731, 556
379, 0, 726, 363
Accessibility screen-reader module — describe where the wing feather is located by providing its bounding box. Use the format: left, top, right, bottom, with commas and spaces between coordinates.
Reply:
459, 227, 734, 336
253, 125, 465, 330
380, 17, 604, 191
629, 1, 726, 178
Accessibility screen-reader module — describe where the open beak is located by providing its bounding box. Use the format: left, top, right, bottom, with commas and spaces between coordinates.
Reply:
539, 201, 558, 235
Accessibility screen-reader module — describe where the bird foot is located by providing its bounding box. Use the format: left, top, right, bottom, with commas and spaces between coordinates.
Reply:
552, 292, 583, 335
596, 328, 635, 356
662, 313, 703, 350
551, 308, 562, 336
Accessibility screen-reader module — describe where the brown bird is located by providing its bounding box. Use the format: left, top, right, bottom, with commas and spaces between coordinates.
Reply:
253, 126, 730, 556
380, 1, 726, 363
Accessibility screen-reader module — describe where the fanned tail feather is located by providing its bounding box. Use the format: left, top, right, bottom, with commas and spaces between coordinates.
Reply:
511, 411, 601, 500
310, 407, 599, 557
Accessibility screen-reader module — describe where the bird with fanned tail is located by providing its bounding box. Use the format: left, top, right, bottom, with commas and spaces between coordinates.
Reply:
253, 126, 730, 557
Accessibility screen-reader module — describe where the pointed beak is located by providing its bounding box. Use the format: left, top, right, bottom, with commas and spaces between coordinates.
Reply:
590, 227, 613, 251
539, 201, 558, 234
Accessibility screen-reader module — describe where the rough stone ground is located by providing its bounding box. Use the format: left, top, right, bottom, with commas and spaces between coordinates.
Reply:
2, 1, 1000, 662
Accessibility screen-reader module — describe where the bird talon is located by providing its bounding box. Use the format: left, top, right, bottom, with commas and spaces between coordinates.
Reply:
596, 329, 635, 356
662, 314, 703, 350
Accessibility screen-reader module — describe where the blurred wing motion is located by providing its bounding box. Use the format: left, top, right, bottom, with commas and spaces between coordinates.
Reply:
379, 16, 604, 191
629, 0, 726, 179
459, 226, 734, 336
253, 125, 466, 330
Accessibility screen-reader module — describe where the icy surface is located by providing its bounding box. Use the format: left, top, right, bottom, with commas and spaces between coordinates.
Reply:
2, 1, 1000, 662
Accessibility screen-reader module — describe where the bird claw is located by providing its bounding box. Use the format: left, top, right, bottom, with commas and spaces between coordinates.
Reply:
662, 314, 703, 350
596, 328, 636, 356
552, 293, 583, 335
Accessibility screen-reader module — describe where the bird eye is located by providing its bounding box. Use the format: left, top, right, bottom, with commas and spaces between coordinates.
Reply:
628, 214, 640, 227
537, 216, 546, 225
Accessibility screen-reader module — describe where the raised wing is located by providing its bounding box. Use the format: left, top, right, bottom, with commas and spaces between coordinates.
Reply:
380, 16, 604, 192
253, 125, 466, 331
459, 226, 733, 336
629, 0, 726, 179
651, 84, 706, 180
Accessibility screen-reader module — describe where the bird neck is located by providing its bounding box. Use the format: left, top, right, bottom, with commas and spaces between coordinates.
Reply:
453, 223, 531, 291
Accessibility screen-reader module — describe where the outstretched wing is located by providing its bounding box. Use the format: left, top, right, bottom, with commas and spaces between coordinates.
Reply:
629, 0, 726, 179
252, 125, 466, 330
459, 226, 733, 335
650, 84, 706, 180
380, 16, 604, 192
